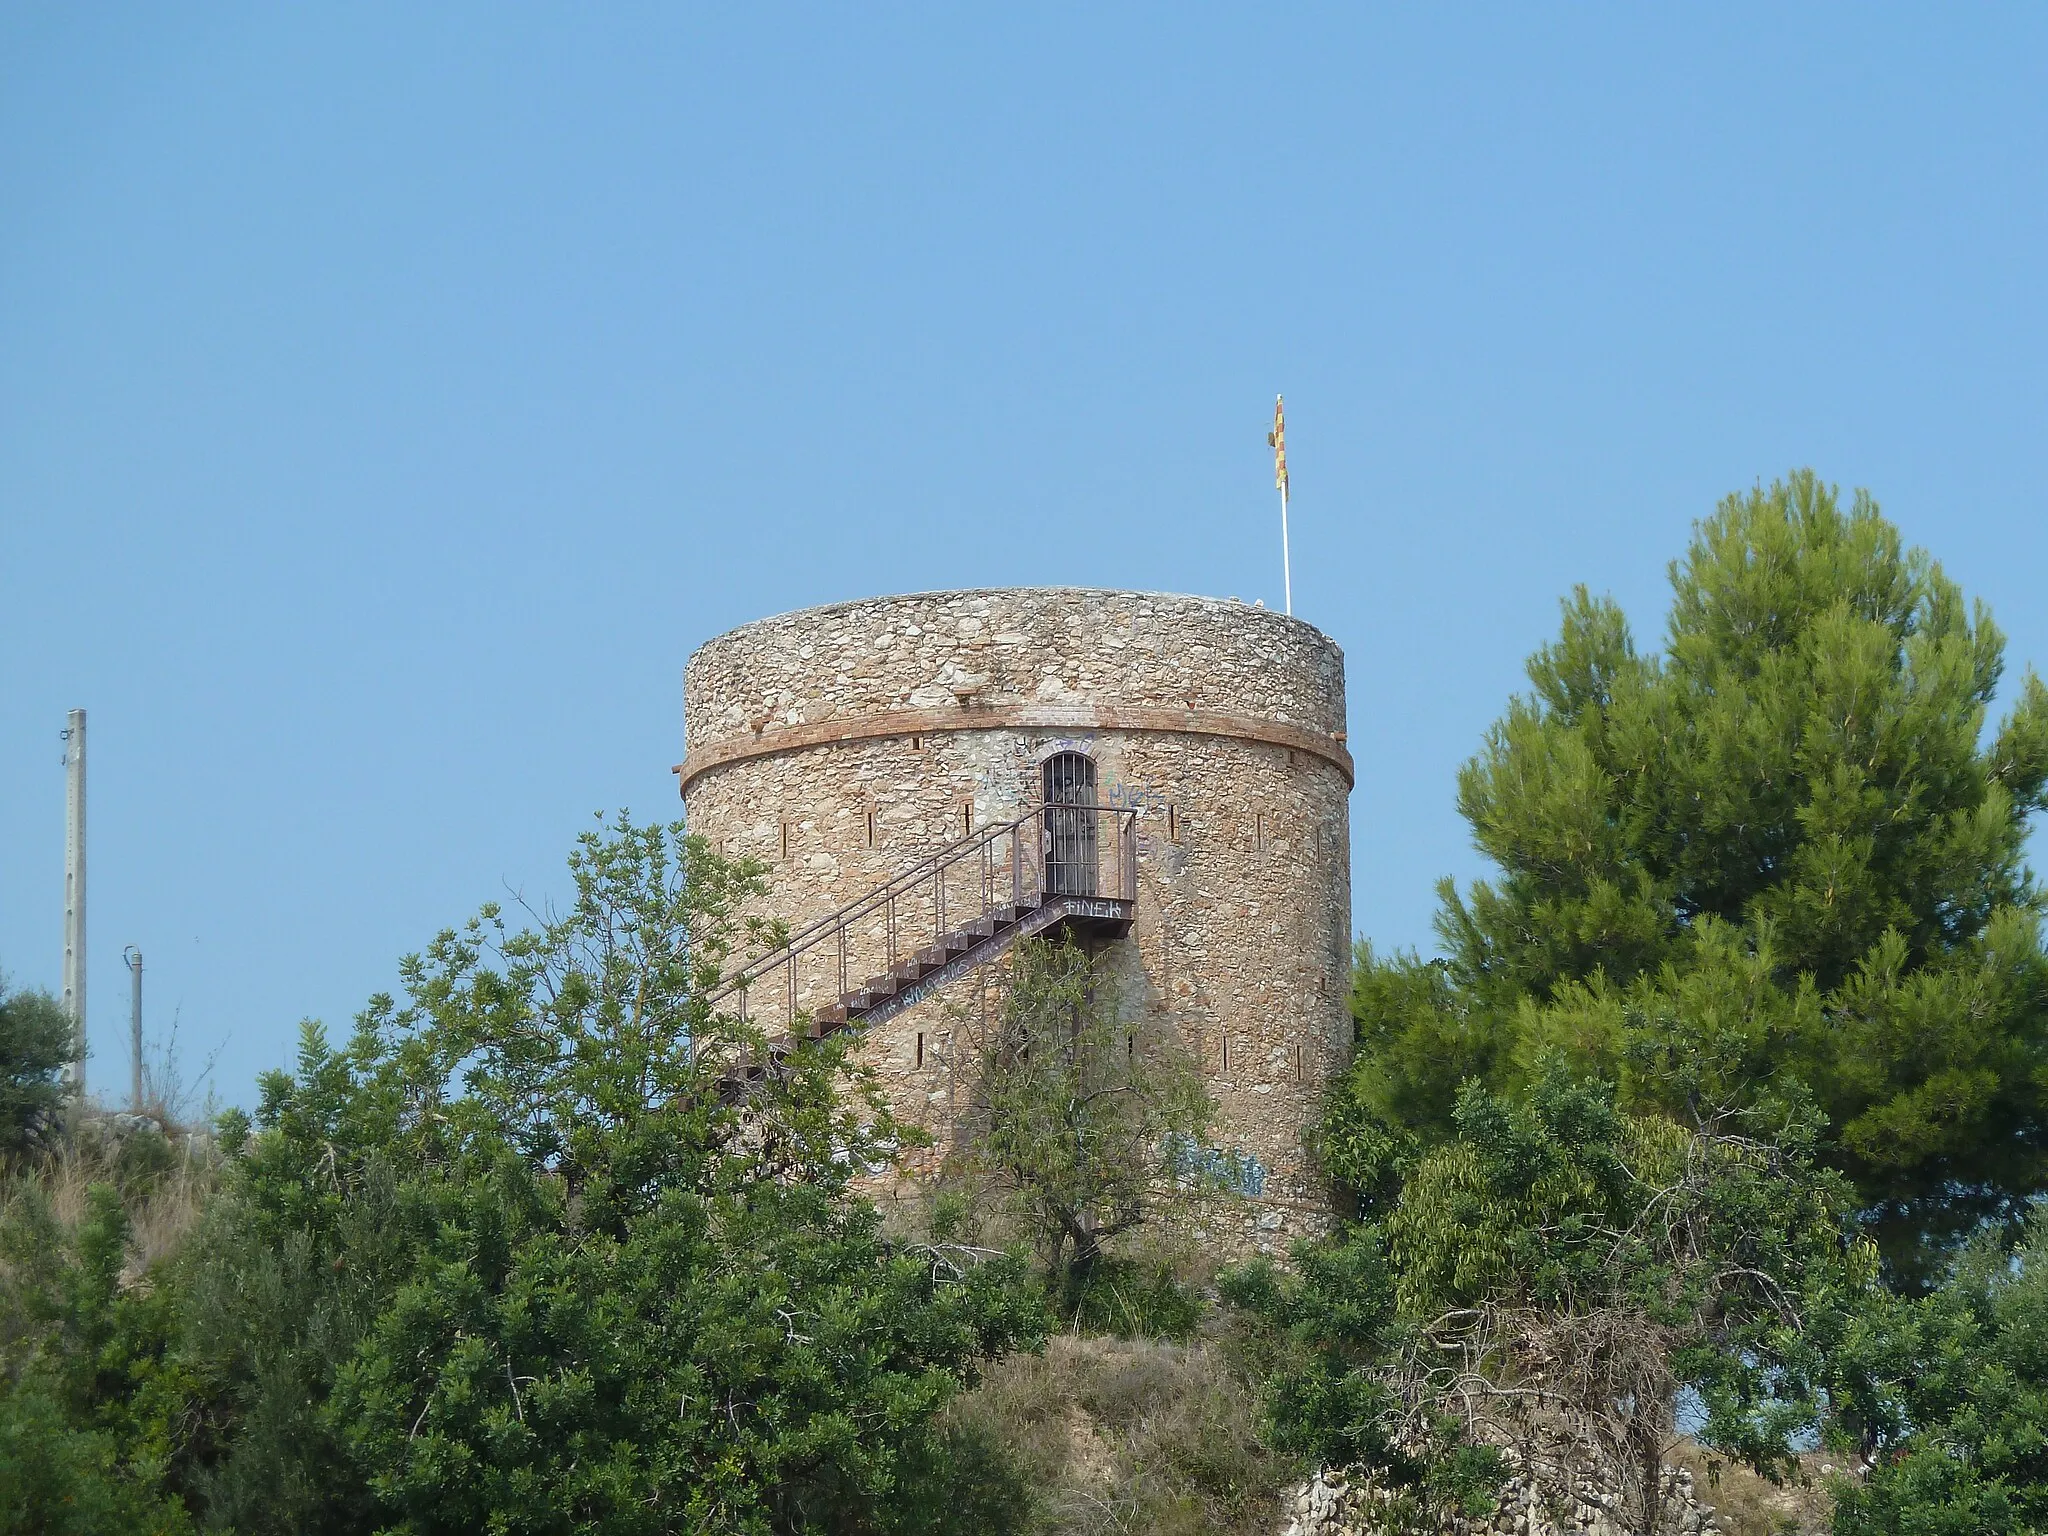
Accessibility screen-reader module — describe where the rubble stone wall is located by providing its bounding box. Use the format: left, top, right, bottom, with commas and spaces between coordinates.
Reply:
679, 588, 1353, 1242
1284, 1461, 1729, 1536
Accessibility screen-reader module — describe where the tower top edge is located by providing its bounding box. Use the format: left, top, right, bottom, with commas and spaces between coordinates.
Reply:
691, 587, 1341, 656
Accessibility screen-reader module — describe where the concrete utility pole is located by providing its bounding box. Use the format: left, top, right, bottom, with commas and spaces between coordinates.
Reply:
125, 946, 143, 1112
62, 708, 87, 1097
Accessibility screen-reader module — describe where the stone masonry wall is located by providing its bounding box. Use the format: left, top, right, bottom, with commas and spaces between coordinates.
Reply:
683, 587, 1348, 756
1282, 1461, 1730, 1536
678, 589, 1353, 1244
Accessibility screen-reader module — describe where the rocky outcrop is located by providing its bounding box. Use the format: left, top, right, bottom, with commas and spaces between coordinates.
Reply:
1282, 1458, 1726, 1536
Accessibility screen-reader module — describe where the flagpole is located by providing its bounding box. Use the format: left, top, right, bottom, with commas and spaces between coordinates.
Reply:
1279, 477, 1292, 616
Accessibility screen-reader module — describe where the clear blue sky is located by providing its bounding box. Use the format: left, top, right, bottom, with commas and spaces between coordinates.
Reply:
4, 8, 2045, 1107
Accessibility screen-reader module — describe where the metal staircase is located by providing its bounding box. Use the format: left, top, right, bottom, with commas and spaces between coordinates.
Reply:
709, 801, 1137, 1046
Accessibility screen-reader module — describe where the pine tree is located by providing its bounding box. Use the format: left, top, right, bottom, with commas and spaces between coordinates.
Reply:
1329, 471, 2048, 1281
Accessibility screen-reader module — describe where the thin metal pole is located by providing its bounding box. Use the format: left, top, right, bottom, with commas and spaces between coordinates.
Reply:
62, 709, 86, 1098
1280, 479, 1293, 617
125, 947, 142, 1112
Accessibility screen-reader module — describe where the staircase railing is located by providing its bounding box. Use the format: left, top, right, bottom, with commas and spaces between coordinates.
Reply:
711, 802, 1138, 1037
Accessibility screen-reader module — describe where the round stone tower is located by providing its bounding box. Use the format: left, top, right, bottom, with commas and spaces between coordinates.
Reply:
678, 588, 1352, 1239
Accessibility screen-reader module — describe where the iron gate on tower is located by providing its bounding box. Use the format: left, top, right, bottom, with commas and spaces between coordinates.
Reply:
1041, 750, 1098, 897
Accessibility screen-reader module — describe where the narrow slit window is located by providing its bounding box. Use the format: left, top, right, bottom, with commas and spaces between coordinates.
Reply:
961, 801, 974, 838
780, 820, 792, 860
910, 734, 923, 751
915, 1032, 925, 1071
865, 808, 878, 848
1220, 1033, 1232, 1075
1255, 813, 1266, 854
1166, 802, 1179, 842
1293, 1042, 1305, 1082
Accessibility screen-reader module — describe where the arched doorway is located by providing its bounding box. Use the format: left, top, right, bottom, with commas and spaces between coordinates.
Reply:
1041, 751, 1098, 896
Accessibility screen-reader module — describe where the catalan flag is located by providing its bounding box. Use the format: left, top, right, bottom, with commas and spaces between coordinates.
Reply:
1267, 394, 1288, 493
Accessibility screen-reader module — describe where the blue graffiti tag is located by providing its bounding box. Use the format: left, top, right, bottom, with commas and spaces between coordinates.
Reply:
1163, 1133, 1268, 1197
1102, 777, 1171, 813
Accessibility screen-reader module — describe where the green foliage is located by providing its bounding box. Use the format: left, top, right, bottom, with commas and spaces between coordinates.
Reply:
1335, 472, 2048, 1278
1828, 1214, 2048, 1533
951, 938, 1214, 1279
174, 816, 1046, 1534
0, 1179, 195, 1533
1237, 1064, 1874, 1530
1053, 1253, 1205, 1342
1398, 1068, 1868, 1479
1220, 1227, 1411, 1472
1221, 1227, 1504, 1529
0, 1375, 191, 1536
2, 817, 1044, 1534
0, 973, 72, 1159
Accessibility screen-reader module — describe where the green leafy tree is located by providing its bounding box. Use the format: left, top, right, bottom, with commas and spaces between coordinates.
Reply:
0, 973, 72, 1158
1220, 1228, 1506, 1533
1331, 472, 2048, 1278
166, 816, 1044, 1534
1828, 1213, 2048, 1533
947, 937, 1214, 1282
1388, 1068, 1868, 1533
1237, 1065, 1871, 1535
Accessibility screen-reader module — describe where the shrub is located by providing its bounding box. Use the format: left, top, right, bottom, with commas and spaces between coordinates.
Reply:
0, 976, 71, 1160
